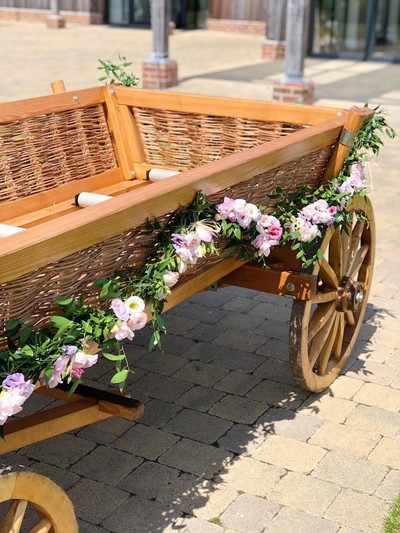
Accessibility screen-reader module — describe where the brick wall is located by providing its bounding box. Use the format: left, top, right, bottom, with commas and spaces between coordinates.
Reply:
206, 18, 265, 35
0, 8, 103, 24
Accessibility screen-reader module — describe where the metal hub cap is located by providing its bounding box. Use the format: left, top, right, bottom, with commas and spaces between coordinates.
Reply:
336, 277, 365, 313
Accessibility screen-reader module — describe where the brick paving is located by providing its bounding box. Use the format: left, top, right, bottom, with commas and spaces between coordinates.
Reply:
1, 22, 400, 533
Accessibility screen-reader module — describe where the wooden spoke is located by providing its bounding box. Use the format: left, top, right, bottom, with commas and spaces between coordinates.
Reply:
319, 258, 339, 289
345, 220, 365, 274
309, 310, 336, 368
311, 290, 337, 304
289, 197, 375, 392
345, 310, 356, 326
29, 517, 53, 533
329, 227, 342, 277
318, 314, 340, 375
0, 499, 28, 533
308, 302, 336, 341
333, 314, 345, 358
349, 244, 369, 279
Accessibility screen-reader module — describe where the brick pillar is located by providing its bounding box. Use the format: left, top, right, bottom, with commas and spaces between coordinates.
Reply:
272, 0, 314, 104
46, 0, 65, 28
142, 0, 178, 89
262, 40, 286, 60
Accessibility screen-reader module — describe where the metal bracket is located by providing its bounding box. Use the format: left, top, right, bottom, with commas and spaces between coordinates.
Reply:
339, 128, 357, 147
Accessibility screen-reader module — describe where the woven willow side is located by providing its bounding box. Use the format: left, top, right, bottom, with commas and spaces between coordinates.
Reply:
0, 105, 117, 203
0, 145, 333, 338
133, 107, 306, 169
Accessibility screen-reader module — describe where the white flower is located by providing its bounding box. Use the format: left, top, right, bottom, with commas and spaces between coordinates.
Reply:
125, 296, 145, 315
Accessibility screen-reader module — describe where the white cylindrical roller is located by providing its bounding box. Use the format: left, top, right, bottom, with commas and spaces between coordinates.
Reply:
0, 224, 26, 237
75, 192, 112, 207
148, 168, 180, 182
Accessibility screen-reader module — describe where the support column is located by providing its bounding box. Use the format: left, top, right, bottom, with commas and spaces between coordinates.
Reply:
142, 0, 178, 90
272, 0, 314, 105
262, 0, 287, 60
46, 0, 66, 29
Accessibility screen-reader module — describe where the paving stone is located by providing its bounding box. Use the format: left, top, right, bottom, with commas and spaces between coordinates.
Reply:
138, 398, 182, 428
68, 478, 129, 525
213, 329, 269, 353
165, 408, 232, 444
71, 445, 143, 485
102, 494, 182, 533
347, 358, 400, 385
20, 434, 96, 469
220, 493, 280, 533
253, 319, 289, 341
248, 301, 291, 322
165, 516, 224, 533
253, 358, 296, 385
217, 311, 265, 332
327, 375, 364, 399
309, 421, 381, 458
222, 296, 258, 313
256, 338, 289, 361
217, 423, 266, 456
162, 312, 200, 335
256, 407, 322, 442
171, 301, 229, 323
264, 506, 339, 533
158, 473, 239, 520
345, 403, 400, 437
151, 333, 197, 356
175, 385, 225, 412
173, 361, 229, 387
252, 434, 327, 474
117, 461, 180, 499
78, 520, 111, 532
184, 322, 226, 343
30, 461, 80, 491
188, 289, 237, 308
270, 471, 341, 515
312, 450, 388, 492
214, 371, 262, 396
298, 393, 356, 423
247, 379, 308, 410
132, 372, 193, 402
77, 417, 133, 445
368, 436, 400, 469
184, 342, 228, 363
113, 423, 179, 460
375, 469, 400, 500
209, 394, 268, 424
216, 456, 286, 497
158, 438, 233, 479
99, 366, 148, 388
353, 382, 400, 411
211, 348, 265, 373
324, 488, 390, 532
134, 351, 188, 376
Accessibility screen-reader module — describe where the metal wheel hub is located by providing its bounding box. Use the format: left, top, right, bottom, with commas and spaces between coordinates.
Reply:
336, 277, 364, 312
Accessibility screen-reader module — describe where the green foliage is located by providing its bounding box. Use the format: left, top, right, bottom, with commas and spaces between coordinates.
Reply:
98, 54, 139, 87
384, 495, 400, 533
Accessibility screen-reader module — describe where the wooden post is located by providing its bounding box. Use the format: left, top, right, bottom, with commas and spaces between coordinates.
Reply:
272, 0, 314, 104
142, 0, 178, 89
46, 0, 66, 29
262, 0, 287, 60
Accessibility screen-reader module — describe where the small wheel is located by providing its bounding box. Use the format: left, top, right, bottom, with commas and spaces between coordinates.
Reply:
0, 471, 78, 533
290, 196, 375, 392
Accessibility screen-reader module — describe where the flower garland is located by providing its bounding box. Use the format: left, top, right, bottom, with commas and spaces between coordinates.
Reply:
0, 108, 395, 431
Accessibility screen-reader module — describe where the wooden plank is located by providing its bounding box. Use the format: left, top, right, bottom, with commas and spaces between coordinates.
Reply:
0, 87, 106, 123
1, 400, 111, 454
0, 119, 343, 284
219, 263, 316, 300
0, 169, 123, 223
115, 87, 343, 125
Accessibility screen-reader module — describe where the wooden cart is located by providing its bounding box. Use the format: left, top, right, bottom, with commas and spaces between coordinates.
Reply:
0, 84, 374, 530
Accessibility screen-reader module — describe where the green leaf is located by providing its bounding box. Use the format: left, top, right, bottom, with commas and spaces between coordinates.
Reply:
102, 352, 126, 362
110, 369, 129, 384
56, 296, 74, 306
6, 319, 20, 332
50, 316, 73, 329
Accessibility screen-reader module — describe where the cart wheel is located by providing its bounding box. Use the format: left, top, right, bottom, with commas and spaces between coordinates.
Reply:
290, 196, 375, 392
0, 471, 78, 533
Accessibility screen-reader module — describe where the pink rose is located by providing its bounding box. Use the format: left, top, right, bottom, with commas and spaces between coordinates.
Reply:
127, 311, 148, 331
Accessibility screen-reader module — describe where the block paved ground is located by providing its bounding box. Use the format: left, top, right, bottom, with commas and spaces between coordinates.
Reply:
1, 22, 400, 533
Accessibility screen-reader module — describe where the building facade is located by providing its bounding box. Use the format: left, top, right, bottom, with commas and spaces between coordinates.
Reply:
0, 0, 398, 61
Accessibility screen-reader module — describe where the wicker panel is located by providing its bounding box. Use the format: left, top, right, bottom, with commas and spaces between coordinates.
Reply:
0, 145, 333, 338
0, 105, 117, 203
133, 107, 305, 169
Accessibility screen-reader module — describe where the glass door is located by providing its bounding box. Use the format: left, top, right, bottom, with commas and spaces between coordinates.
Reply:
108, 0, 150, 26
310, 0, 400, 60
